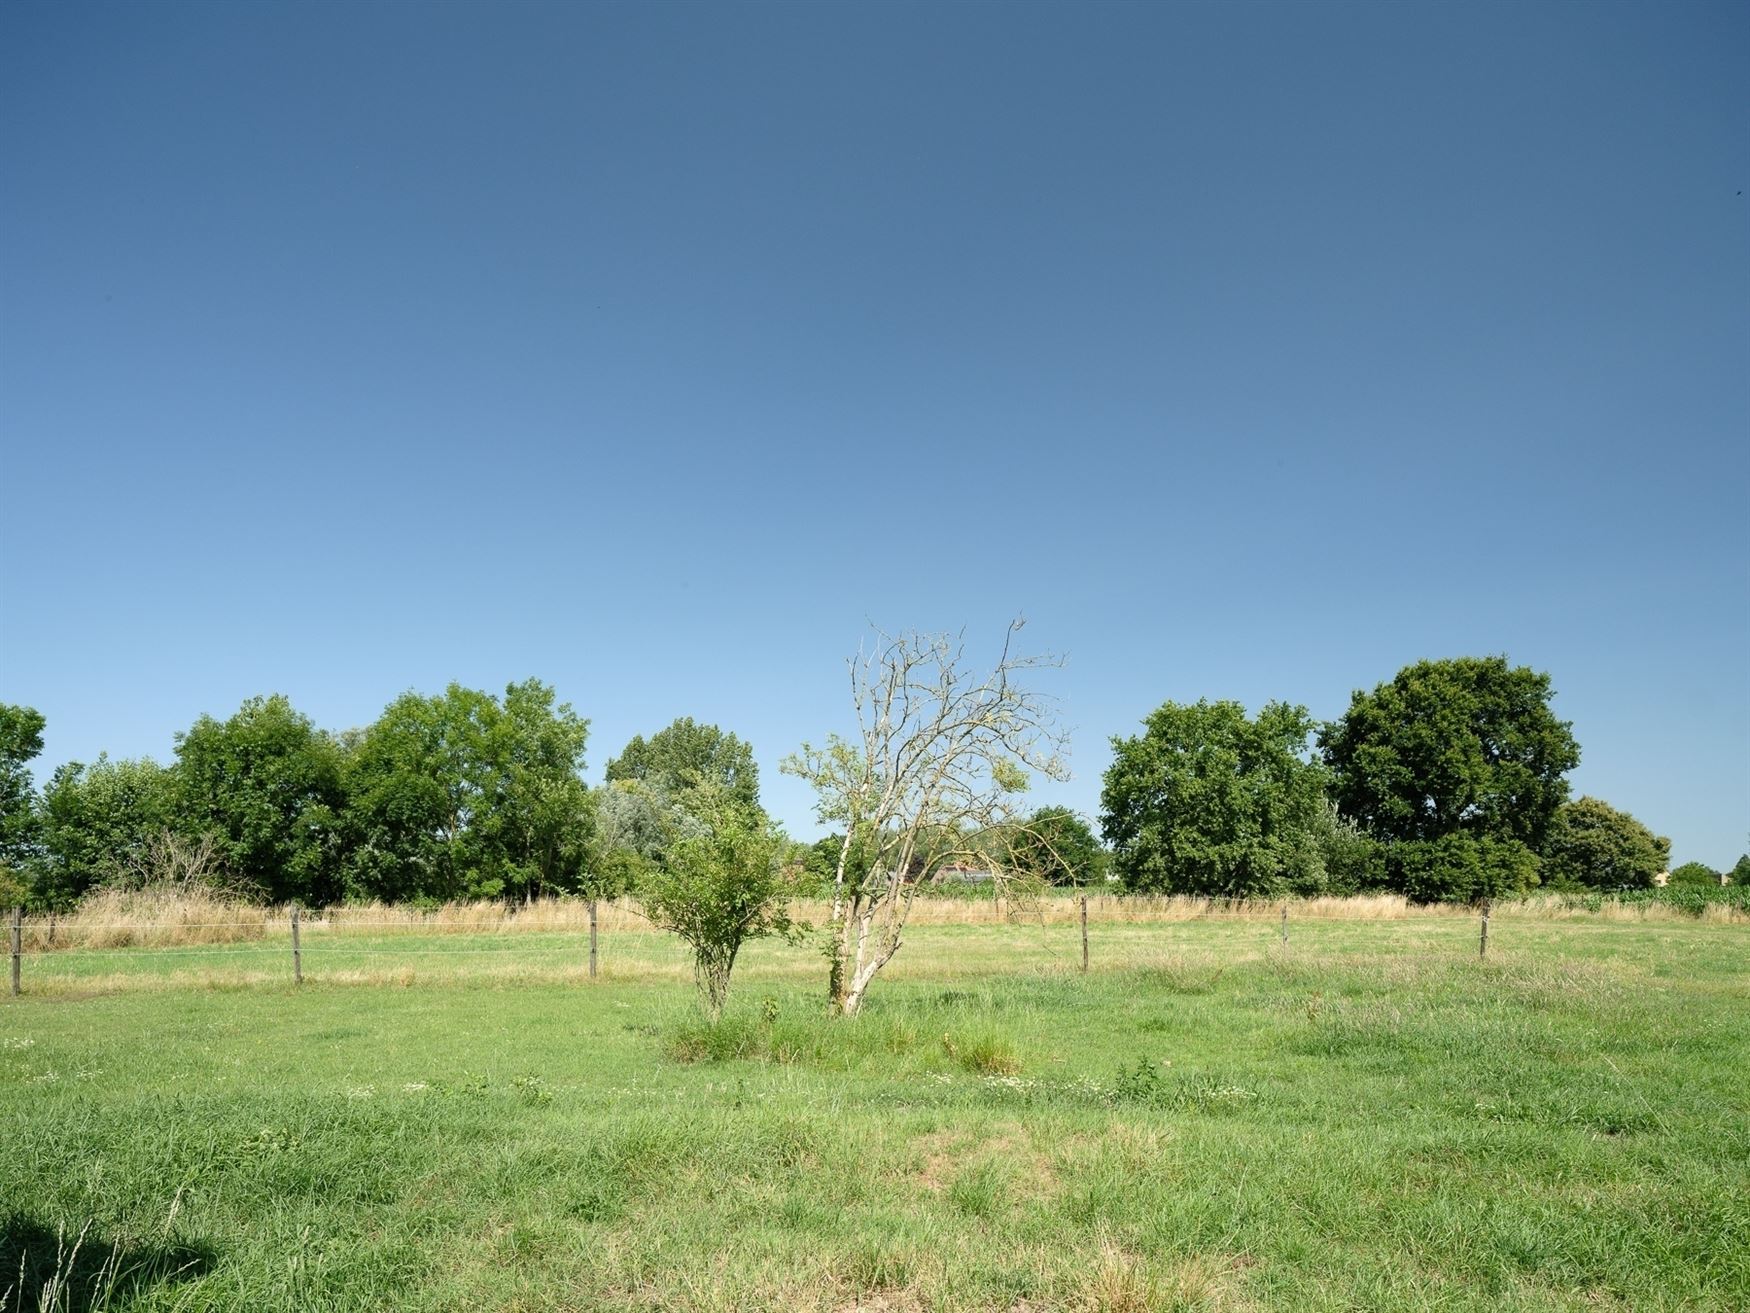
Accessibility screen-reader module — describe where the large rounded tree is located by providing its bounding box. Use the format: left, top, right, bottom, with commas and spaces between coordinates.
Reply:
1101, 699, 1333, 897
1319, 656, 1580, 901
1541, 798, 1670, 891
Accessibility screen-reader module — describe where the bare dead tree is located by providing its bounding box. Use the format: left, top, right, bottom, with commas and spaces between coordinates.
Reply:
782, 620, 1070, 1015
109, 828, 242, 895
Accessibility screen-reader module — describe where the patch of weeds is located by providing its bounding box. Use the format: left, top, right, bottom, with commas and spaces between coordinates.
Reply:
430, 1071, 492, 1099
564, 1175, 625, 1224
239, 1126, 302, 1156
776, 1193, 831, 1232
766, 1020, 811, 1066
1113, 1056, 1172, 1107
1108, 1056, 1260, 1113
1463, 1092, 1659, 1136
1178, 1075, 1260, 1113
881, 1017, 920, 1055
511, 1074, 553, 1107
749, 1117, 817, 1168
1297, 998, 1420, 1057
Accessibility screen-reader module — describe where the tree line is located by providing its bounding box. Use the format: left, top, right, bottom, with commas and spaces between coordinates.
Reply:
0, 685, 773, 911
0, 651, 1738, 922
0, 632, 1741, 1019
1100, 655, 1745, 900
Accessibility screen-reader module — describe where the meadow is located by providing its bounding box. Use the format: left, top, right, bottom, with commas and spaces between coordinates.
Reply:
2, 900, 1746, 1312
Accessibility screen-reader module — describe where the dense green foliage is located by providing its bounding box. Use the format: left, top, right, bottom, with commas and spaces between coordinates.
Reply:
36, 756, 177, 907
1320, 656, 1581, 900
175, 696, 349, 904
593, 718, 763, 884
1535, 882, 1750, 916
1392, 832, 1542, 903
1101, 700, 1335, 896
12, 683, 602, 909
343, 681, 592, 903
1669, 860, 1721, 889
0, 703, 45, 878
1541, 797, 1671, 892
2, 917, 1745, 1311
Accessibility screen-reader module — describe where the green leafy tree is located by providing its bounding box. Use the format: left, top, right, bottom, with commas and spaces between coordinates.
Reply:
591, 780, 707, 885
174, 695, 349, 904
0, 703, 46, 883
36, 756, 178, 906
1731, 855, 1750, 886
1668, 861, 1720, 889
477, 679, 595, 900
637, 796, 798, 1019
1101, 700, 1334, 896
1541, 797, 1670, 891
589, 777, 705, 895
0, 864, 27, 912
1311, 800, 1386, 894
801, 834, 849, 892
345, 680, 590, 902
1008, 806, 1108, 886
1320, 656, 1580, 900
605, 718, 760, 814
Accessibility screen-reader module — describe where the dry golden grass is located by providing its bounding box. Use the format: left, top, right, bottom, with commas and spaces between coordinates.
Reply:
18, 885, 272, 950
16, 886, 1740, 958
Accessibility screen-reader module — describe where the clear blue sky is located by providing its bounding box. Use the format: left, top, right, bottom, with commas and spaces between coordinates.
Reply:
2, 0, 1745, 867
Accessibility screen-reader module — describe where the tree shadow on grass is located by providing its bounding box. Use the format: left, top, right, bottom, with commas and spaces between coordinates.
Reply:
1, 1214, 214, 1313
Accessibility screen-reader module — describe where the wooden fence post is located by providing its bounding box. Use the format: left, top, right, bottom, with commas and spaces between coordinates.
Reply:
9, 907, 20, 997
291, 905, 303, 985
588, 899, 599, 979
1079, 894, 1089, 974
1281, 903, 1289, 945
1479, 897, 1491, 960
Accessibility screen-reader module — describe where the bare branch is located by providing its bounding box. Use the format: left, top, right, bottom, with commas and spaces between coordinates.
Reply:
780, 621, 1069, 1014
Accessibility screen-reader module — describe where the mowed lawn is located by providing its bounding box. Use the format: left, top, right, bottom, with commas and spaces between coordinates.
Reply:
2, 915, 1746, 1312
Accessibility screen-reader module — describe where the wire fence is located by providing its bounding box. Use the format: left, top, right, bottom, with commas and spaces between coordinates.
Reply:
1, 896, 1539, 996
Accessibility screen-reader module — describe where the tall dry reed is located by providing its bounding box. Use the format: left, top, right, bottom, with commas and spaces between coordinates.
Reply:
21, 886, 272, 951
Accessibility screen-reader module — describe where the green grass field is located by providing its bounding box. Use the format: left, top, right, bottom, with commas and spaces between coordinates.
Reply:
3, 914, 1746, 1312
